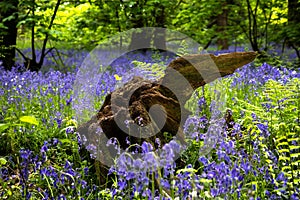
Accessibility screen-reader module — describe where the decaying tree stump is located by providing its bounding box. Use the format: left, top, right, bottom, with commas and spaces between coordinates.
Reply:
77, 51, 257, 185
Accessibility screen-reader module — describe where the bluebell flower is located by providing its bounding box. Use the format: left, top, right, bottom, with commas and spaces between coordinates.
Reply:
144, 152, 158, 170
40, 141, 49, 153
66, 127, 75, 134
125, 136, 131, 145
83, 167, 89, 176
290, 193, 300, 200
79, 179, 87, 189
52, 138, 60, 146
207, 170, 215, 179
240, 160, 251, 175
251, 113, 257, 120
276, 172, 286, 182
141, 142, 153, 153
160, 178, 170, 189
199, 156, 208, 165
118, 179, 127, 190
20, 149, 32, 160
155, 138, 161, 148
210, 188, 218, 197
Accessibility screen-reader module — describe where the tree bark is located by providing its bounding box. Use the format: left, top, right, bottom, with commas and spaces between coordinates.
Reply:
153, 5, 166, 50
216, 2, 229, 50
288, 0, 300, 23
128, 1, 151, 51
287, 0, 300, 59
18, 0, 61, 71
128, 1, 167, 51
0, 0, 18, 70
246, 0, 260, 52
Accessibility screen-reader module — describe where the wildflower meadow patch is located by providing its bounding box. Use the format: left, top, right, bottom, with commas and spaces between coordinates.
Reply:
0, 28, 300, 200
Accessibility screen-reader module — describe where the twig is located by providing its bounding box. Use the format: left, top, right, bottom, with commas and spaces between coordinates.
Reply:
39, 0, 61, 66
15, 48, 27, 61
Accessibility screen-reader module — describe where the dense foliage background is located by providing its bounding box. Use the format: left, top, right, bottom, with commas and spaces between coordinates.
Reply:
0, 0, 300, 199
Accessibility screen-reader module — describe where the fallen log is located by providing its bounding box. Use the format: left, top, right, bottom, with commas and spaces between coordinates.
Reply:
77, 51, 257, 185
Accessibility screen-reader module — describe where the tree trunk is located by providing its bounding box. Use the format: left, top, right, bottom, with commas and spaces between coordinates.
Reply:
128, 29, 152, 51
17, 0, 61, 71
246, 0, 260, 52
216, 2, 229, 50
153, 28, 166, 50
288, 0, 300, 23
287, 0, 300, 59
0, 0, 18, 70
128, 1, 151, 51
128, 1, 167, 51
153, 5, 166, 50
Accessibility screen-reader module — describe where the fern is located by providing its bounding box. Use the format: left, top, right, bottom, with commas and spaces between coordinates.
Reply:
260, 78, 299, 194
228, 77, 300, 197
131, 60, 167, 81
274, 123, 300, 194
265, 79, 299, 122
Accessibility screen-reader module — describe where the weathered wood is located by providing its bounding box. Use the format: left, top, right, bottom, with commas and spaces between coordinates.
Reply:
77, 51, 257, 185
160, 52, 258, 102
88, 52, 256, 144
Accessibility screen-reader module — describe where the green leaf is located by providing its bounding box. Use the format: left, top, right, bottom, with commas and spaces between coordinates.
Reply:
176, 167, 197, 174
3, 15, 16, 22
291, 161, 300, 165
278, 157, 290, 162
0, 123, 9, 133
199, 178, 212, 183
276, 136, 287, 142
282, 166, 291, 172
265, 159, 273, 164
276, 141, 289, 147
290, 145, 300, 151
0, 22, 8, 29
0, 157, 7, 166
278, 149, 289, 154
19, 116, 39, 126
291, 153, 300, 158
293, 179, 300, 184
60, 138, 75, 145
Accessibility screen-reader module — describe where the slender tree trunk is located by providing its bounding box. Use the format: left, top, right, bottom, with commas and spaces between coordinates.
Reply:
287, 0, 300, 59
38, 0, 61, 67
153, 28, 166, 50
0, 0, 18, 70
246, 0, 260, 52
288, 0, 300, 23
128, 1, 167, 51
153, 5, 166, 50
128, 1, 151, 51
24, 0, 61, 71
216, 2, 229, 50
128, 29, 152, 51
